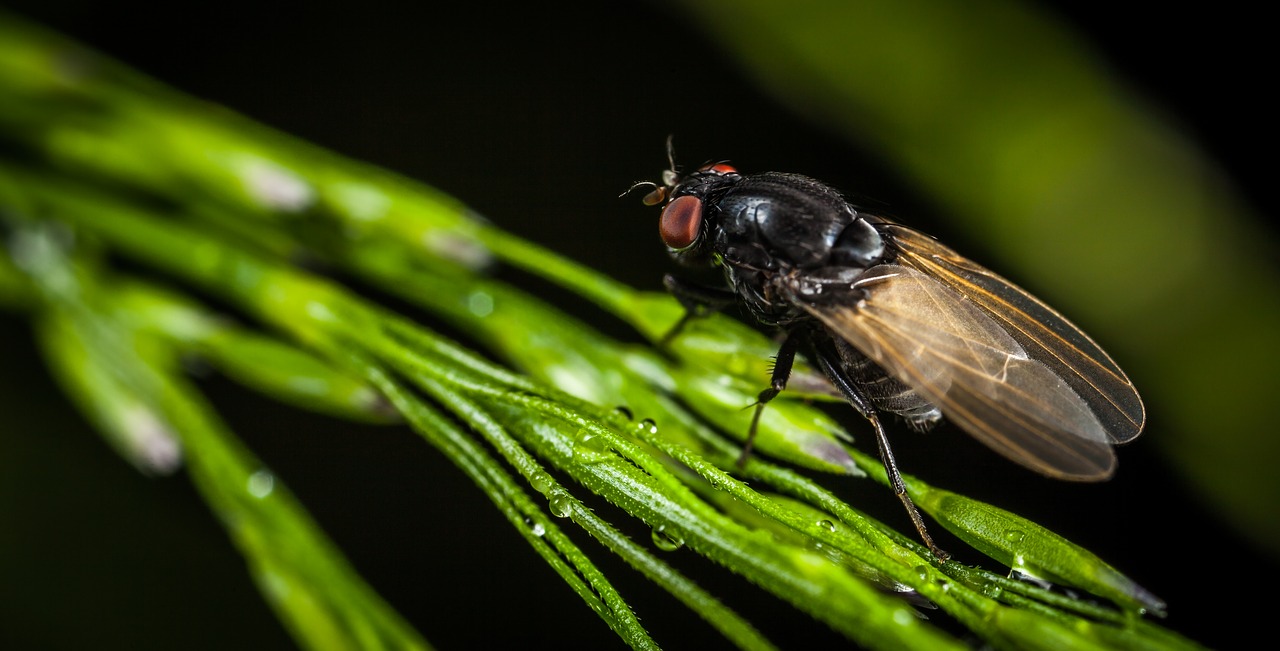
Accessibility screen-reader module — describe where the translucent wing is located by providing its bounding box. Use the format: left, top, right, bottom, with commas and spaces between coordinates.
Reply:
881, 222, 1145, 444
802, 264, 1119, 479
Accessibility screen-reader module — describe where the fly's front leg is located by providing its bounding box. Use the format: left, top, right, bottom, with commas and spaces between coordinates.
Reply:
661, 274, 739, 346
811, 344, 950, 561
740, 329, 802, 467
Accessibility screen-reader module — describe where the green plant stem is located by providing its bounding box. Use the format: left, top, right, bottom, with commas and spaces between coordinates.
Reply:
354, 358, 658, 650
417, 376, 777, 651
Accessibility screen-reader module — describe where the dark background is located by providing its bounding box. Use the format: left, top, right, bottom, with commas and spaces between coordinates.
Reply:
1, 1, 1274, 649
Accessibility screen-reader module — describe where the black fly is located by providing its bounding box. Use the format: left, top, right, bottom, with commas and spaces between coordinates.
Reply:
633, 142, 1146, 559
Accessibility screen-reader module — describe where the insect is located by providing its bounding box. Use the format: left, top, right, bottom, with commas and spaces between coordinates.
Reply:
633, 143, 1146, 559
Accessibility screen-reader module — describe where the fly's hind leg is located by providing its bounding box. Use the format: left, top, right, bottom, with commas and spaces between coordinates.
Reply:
811, 344, 950, 561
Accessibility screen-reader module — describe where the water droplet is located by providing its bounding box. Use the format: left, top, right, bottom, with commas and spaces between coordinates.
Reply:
817, 519, 836, 532
638, 418, 658, 435
529, 471, 552, 496
913, 565, 930, 581
1003, 528, 1025, 544
122, 405, 182, 474
530, 521, 546, 537
613, 406, 634, 420
423, 230, 493, 270
467, 291, 494, 317
980, 581, 1004, 598
573, 428, 611, 464
236, 156, 315, 212
247, 469, 275, 498
548, 491, 573, 518
651, 526, 684, 551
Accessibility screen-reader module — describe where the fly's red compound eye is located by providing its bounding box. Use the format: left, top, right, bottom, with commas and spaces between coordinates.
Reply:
699, 162, 738, 175
659, 195, 702, 250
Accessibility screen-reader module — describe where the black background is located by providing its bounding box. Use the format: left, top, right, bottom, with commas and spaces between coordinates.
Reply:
1, 1, 1275, 649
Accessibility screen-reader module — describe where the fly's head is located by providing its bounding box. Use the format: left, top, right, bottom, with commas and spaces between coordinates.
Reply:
626, 139, 742, 268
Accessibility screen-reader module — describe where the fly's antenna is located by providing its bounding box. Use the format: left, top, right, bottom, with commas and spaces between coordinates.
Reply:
664, 134, 677, 174
619, 180, 659, 199
661, 134, 680, 188
621, 136, 680, 203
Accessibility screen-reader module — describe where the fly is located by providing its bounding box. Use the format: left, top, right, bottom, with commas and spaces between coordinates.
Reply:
632, 141, 1146, 559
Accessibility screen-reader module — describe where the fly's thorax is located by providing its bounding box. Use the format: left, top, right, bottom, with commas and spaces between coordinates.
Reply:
711, 172, 855, 269
706, 173, 888, 276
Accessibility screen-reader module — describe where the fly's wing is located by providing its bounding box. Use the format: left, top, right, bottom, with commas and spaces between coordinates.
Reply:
881, 223, 1145, 444
802, 264, 1118, 480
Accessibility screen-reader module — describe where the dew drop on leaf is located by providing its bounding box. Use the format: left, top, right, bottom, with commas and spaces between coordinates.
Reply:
651, 526, 684, 552
548, 491, 572, 518
529, 471, 552, 496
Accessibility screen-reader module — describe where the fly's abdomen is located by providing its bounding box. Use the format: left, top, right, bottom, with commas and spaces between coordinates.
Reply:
833, 338, 942, 431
